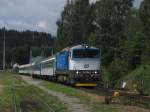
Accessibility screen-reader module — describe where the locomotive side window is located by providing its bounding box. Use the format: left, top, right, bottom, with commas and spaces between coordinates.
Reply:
73, 49, 99, 58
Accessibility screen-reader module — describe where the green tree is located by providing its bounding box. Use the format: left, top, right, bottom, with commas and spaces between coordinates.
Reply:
56, 0, 94, 51
91, 0, 133, 66
139, 0, 150, 64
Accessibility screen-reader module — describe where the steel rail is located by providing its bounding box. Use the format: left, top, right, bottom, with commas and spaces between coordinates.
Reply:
30, 87, 56, 112
11, 80, 18, 112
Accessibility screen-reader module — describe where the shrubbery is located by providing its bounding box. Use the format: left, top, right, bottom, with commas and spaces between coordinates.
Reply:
100, 59, 128, 88
131, 64, 150, 95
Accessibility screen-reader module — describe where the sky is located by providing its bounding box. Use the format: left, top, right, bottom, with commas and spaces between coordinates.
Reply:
0, 0, 143, 35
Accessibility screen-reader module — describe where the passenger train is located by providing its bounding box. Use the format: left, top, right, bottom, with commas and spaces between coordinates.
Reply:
19, 45, 101, 87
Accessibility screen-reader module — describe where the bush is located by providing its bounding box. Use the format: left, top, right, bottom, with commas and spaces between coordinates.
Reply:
133, 64, 150, 95
108, 59, 128, 88
100, 67, 110, 88
100, 58, 128, 88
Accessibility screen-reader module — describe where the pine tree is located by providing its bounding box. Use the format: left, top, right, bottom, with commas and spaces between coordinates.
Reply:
56, 0, 94, 50
139, 0, 150, 64
93, 0, 133, 65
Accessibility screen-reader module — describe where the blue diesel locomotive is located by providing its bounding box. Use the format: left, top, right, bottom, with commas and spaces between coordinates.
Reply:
19, 45, 101, 87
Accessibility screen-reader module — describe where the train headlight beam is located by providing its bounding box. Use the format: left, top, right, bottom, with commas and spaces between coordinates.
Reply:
76, 71, 79, 74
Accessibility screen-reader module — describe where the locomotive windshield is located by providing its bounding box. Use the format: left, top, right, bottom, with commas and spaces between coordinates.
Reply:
73, 49, 99, 58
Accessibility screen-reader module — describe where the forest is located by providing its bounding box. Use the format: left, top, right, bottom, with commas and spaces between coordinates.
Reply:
55, 0, 150, 92
0, 29, 54, 66
0, 0, 149, 93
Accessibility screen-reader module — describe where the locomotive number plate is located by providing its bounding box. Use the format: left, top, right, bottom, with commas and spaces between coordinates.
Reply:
84, 64, 89, 68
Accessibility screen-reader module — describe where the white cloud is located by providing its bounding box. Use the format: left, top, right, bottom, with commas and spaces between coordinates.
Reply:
0, 20, 5, 27
0, 0, 67, 35
89, 0, 97, 4
0, 0, 143, 35
37, 20, 48, 29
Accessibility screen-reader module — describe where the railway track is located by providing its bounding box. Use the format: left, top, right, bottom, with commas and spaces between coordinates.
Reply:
31, 76, 150, 110
29, 87, 56, 112
18, 75, 150, 110
11, 77, 56, 112
78, 87, 150, 109
11, 81, 17, 112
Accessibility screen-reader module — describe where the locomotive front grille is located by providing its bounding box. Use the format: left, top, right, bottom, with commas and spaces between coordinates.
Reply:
72, 70, 100, 79
75, 70, 99, 74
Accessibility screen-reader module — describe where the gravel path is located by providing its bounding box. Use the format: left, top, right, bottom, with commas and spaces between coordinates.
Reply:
21, 76, 90, 112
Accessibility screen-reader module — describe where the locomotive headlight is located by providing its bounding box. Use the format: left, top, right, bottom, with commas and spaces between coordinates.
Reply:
95, 71, 98, 74
76, 71, 79, 74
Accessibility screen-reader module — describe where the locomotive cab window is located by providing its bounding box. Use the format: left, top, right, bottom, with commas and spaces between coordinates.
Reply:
73, 49, 100, 58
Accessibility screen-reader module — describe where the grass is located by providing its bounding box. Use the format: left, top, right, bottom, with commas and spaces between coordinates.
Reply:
0, 71, 15, 112
14, 85, 67, 112
0, 71, 67, 112
42, 81, 118, 112
0, 71, 15, 85
0, 87, 12, 112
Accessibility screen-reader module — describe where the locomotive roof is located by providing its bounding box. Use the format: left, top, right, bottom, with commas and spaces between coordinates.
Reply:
61, 44, 99, 52
70, 45, 98, 50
